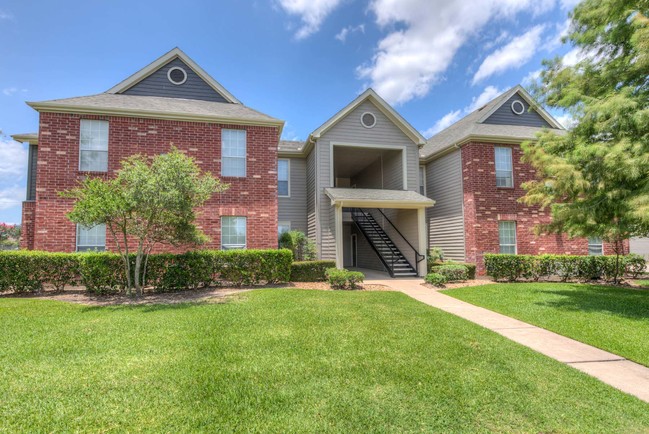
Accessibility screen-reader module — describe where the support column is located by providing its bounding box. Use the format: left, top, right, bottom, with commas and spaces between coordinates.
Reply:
335, 204, 344, 269
417, 207, 427, 277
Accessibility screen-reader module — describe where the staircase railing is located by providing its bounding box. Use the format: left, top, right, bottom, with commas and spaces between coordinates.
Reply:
350, 208, 400, 277
372, 208, 425, 275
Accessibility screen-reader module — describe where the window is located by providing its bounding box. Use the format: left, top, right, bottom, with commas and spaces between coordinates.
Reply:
588, 237, 603, 256
221, 129, 246, 177
221, 216, 246, 250
79, 120, 108, 172
495, 146, 513, 188
278, 221, 291, 236
278, 159, 290, 197
419, 166, 426, 196
498, 221, 517, 254
76, 224, 106, 252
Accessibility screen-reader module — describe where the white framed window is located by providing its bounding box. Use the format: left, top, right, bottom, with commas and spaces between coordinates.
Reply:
221, 216, 246, 250
588, 237, 604, 256
419, 166, 426, 196
278, 221, 291, 236
76, 224, 106, 252
221, 129, 246, 177
278, 159, 290, 197
498, 221, 517, 254
495, 146, 513, 188
79, 120, 108, 172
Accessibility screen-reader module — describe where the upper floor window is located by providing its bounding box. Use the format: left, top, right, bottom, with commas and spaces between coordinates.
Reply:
419, 166, 426, 196
221, 216, 246, 250
79, 120, 108, 172
221, 129, 246, 177
588, 237, 603, 256
278, 221, 291, 236
76, 223, 106, 252
278, 159, 290, 197
498, 221, 517, 254
495, 146, 513, 188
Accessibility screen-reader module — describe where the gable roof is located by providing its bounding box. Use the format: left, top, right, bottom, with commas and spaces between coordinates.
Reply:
310, 88, 427, 147
421, 85, 565, 161
105, 47, 241, 104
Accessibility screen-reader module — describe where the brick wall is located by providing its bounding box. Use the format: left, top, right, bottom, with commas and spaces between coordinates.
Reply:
30, 112, 279, 252
461, 142, 628, 274
20, 201, 35, 250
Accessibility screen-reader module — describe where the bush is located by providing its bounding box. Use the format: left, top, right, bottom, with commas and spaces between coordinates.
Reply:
325, 268, 365, 290
625, 254, 646, 279
484, 253, 645, 283
290, 260, 336, 282
279, 231, 316, 261
432, 264, 468, 282
0, 251, 47, 293
425, 272, 447, 287
431, 262, 476, 280
427, 247, 444, 265
78, 253, 126, 294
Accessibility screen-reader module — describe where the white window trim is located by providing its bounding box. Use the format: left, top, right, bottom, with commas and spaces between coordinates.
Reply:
221, 216, 247, 250
278, 158, 291, 198
221, 129, 247, 178
167, 66, 188, 85
495, 146, 514, 188
588, 237, 604, 256
76, 223, 106, 252
498, 221, 517, 254
79, 119, 109, 173
419, 165, 426, 196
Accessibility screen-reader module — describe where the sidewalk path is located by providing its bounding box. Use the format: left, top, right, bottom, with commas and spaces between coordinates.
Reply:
367, 274, 649, 403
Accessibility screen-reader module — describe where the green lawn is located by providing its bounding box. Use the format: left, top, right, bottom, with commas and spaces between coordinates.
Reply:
1, 290, 648, 432
445, 283, 649, 367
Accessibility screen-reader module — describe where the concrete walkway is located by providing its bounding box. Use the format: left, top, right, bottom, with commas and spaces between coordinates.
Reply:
365, 272, 649, 403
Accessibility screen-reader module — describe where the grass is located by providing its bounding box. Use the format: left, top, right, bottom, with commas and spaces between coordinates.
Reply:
1, 289, 648, 432
445, 282, 649, 367
635, 279, 649, 288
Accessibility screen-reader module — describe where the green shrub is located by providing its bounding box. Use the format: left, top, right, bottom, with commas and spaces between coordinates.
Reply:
279, 231, 316, 261
290, 260, 336, 282
325, 268, 365, 290
427, 247, 444, 265
0, 251, 47, 293
78, 253, 126, 295
432, 264, 468, 282
425, 272, 447, 287
431, 262, 476, 280
42, 253, 81, 291
624, 254, 646, 279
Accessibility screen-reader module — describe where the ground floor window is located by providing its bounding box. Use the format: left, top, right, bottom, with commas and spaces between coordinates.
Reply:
278, 221, 291, 236
588, 237, 603, 256
221, 216, 246, 250
498, 221, 517, 254
76, 224, 106, 252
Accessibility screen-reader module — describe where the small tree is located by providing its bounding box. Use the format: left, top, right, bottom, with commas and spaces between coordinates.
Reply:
279, 230, 316, 261
521, 0, 649, 283
62, 147, 227, 295
0, 223, 20, 250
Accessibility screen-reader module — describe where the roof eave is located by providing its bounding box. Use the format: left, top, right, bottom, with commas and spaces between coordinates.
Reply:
11, 133, 39, 144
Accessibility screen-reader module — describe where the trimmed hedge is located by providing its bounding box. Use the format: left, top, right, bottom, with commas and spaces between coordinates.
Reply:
425, 272, 447, 287
0, 249, 293, 294
432, 264, 468, 282
325, 268, 365, 290
484, 253, 646, 282
290, 260, 336, 282
430, 262, 476, 280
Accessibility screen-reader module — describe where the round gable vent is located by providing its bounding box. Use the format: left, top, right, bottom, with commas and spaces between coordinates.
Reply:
511, 100, 525, 115
167, 67, 188, 85
361, 112, 377, 128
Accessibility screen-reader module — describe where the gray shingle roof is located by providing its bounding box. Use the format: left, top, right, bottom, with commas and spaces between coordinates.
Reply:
278, 140, 306, 152
421, 86, 565, 159
28, 94, 282, 125
325, 188, 434, 206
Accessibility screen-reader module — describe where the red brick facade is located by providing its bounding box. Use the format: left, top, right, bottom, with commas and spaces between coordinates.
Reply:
19, 200, 35, 250
27, 112, 279, 252
461, 142, 628, 273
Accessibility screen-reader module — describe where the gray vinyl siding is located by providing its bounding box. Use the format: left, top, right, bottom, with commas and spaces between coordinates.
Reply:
484, 94, 552, 128
26, 145, 37, 201
630, 237, 649, 261
121, 58, 230, 103
382, 150, 403, 190
316, 99, 419, 260
278, 157, 307, 233
426, 150, 465, 261
306, 150, 316, 242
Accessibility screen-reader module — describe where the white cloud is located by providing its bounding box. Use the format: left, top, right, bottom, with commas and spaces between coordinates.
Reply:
560, 0, 581, 10
472, 25, 545, 84
0, 138, 28, 180
543, 19, 571, 52
335, 24, 365, 42
0, 10, 13, 20
522, 68, 542, 87
276, 0, 344, 39
554, 113, 576, 129
357, 0, 555, 105
2, 87, 27, 96
422, 110, 462, 137
0, 185, 24, 211
423, 86, 504, 137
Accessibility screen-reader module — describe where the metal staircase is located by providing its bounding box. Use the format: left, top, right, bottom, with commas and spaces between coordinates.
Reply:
351, 208, 424, 278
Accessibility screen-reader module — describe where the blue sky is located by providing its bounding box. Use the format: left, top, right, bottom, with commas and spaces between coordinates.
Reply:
0, 0, 580, 224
